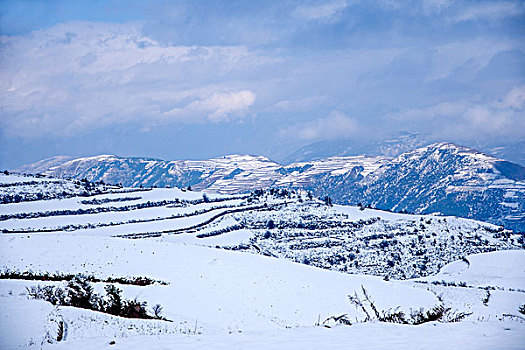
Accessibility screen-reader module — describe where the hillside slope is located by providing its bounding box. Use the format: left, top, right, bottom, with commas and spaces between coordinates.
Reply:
340, 143, 525, 232
1, 174, 524, 349
17, 154, 387, 195
1, 173, 522, 279
16, 142, 525, 231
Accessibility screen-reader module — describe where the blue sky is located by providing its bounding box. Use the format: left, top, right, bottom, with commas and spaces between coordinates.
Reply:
1, 0, 524, 167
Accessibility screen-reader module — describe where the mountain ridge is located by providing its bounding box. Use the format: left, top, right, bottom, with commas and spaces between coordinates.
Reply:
16, 142, 525, 231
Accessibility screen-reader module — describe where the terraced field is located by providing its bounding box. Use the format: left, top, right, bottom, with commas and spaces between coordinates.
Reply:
1, 173, 522, 280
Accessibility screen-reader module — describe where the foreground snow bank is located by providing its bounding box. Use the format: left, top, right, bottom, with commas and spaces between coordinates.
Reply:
45, 321, 525, 350
0, 293, 211, 349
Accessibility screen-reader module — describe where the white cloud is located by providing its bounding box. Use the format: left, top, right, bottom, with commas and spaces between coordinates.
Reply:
422, 0, 452, 14
270, 96, 328, 112
0, 22, 262, 137
389, 85, 525, 141
453, 2, 524, 22
200, 91, 256, 122
499, 85, 525, 109
1, 16, 523, 150
293, 0, 350, 22
281, 110, 358, 140
392, 101, 469, 122
165, 90, 256, 122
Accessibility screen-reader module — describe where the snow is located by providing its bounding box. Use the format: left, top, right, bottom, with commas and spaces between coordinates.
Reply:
2, 249, 524, 350
426, 250, 525, 290
1, 200, 245, 232
0, 296, 55, 348
1, 174, 524, 349
500, 202, 519, 209
0, 174, 53, 184
0, 187, 225, 216
2, 292, 523, 350
44, 321, 525, 350
0, 234, 438, 331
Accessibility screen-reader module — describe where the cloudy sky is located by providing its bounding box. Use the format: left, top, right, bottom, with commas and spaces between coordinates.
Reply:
1, 0, 524, 168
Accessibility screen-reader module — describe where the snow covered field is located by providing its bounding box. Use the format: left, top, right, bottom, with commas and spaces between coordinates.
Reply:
1, 173, 524, 349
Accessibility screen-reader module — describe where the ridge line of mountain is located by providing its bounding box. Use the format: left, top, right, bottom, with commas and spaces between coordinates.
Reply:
14, 141, 525, 232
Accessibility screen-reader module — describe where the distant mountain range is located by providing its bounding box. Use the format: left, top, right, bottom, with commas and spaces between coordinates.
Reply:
17, 142, 525, 232
337, 143, 525, 232
282, 132, 425, 164
281, 134, 525, 166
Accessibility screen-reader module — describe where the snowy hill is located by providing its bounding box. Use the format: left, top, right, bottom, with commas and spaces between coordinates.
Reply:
2, 173, 522, 279
18, 154, 282, 191
1, 173, 524, 349
16, 142, 525, 231
17, 153, 388, 195
281, 132, 424, 164
341, 142, 525, 232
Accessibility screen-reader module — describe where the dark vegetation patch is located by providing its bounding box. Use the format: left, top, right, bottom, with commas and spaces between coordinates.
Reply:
0, 269, 168, 286
27, 274, 169, 321
323, 286, 471, 327
80, 196, 143, 205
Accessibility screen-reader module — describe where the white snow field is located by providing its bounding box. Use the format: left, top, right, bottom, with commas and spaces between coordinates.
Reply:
0, 173, 524, 349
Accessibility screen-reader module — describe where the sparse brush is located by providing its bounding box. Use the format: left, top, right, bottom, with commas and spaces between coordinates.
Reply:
348, 291, 371, 321
410, 305, 449, 325
26, 274, 168, 321
380, 308, 407, 324
341, 286, 471, 327
443, 310, 473, 323
322, 314, 353, 327
1, 269, 165, 286
152, 304, 163, 319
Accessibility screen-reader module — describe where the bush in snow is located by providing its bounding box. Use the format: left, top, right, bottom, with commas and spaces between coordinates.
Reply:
120, 298, 149, 319
323, 286, 471, 327
152, 304, 164, 318
0, 268, 166, 286
26, 274, 166, 321
66, 274, 96, 309
26, 285, 66, 306
104, 284, 123, 316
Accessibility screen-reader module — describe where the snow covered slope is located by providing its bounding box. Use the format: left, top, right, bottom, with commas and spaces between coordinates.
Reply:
341, 142, 525, 232
422, 250, 525, 290
1, 174, 524, 349
1, 173, 522, 279
16, 142, 525, 231
281, 131, 424, 164
17, 154, 387, 196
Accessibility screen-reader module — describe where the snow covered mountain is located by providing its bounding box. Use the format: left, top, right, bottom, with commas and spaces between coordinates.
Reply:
281, 132, 425, 164
16, 142, 525, 231
338, 142, 525, 232
17, 153, 388, 195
